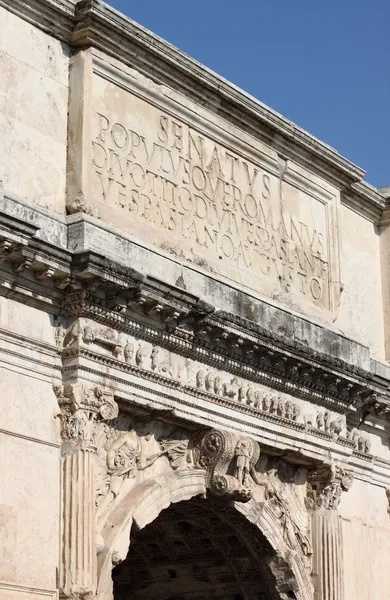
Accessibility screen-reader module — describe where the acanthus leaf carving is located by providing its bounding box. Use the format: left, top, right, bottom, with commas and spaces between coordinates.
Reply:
54, 382, 118, 446
307, 463, 353, 510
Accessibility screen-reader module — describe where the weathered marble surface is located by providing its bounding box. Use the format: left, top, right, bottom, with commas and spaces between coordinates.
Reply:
0, 6, 69, 213
0, 2, 389, 600
70, 49, 341, 323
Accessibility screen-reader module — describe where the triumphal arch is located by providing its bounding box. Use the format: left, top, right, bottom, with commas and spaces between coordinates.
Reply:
0, 1, 390, 599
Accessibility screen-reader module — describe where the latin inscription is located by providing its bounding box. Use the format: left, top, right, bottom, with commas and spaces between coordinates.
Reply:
91, 105, 332, 309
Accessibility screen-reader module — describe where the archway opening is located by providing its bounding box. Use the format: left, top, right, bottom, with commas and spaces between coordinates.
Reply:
112, 496, 288, 600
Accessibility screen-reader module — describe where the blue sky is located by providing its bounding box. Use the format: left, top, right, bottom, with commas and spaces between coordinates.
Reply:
110, 0, 388, 188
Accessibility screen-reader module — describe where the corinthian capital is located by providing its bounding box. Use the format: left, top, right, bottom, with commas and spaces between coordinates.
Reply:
307, 463, 353, 510
54, 382, 118, 446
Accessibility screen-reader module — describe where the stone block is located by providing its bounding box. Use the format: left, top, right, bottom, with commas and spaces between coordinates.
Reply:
0, 433, 59, 591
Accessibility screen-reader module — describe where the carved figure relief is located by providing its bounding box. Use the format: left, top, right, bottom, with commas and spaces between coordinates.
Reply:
63, 319, 123, 357
98, 426, 163, 518
95, 415, 192, 521
135, 346, 147, 366
234, 439, 252, 486
329, 417, 343, 436
347, 428, 372, 454
223, 377, 240, 400
251, 459, 312, 558
55, 324, 65, 350
123, 342, 134, 363
151, 347, 173, 377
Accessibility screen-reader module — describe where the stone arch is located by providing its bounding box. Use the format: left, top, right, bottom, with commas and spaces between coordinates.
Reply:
97, 470, 207, 599
237, 499, 313, 600
96, 468, 313, 600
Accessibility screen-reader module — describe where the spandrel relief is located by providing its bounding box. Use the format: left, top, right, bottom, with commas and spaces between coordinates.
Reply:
94, 414, 194, 524
251, 458, 313, 558
195, 428, 312, 559
86, 67, 341, 320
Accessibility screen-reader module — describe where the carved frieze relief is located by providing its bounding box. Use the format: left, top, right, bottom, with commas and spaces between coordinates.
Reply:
57, 294, 388, 426
60, 321, 374, 457
64, 319, 124, 357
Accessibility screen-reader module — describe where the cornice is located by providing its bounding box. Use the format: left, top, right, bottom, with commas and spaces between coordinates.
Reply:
1, 0, 385, 220
71, 1, 366, 187
0, 0, 75, 39
0, 203, 389, 424
341, 181, 386, 224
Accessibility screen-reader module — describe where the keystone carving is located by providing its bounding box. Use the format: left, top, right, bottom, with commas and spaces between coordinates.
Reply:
307, 463, 353, 510
196, 429, 260, 502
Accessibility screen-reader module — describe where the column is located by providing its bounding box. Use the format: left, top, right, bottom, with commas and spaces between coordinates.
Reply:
55, 383, 118, 600
308, 464, 353, 600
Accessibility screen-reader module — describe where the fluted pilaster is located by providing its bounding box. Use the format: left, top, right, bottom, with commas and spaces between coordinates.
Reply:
61, 445, 97, 599
308, 463, 353, 600
311, 509, 343, 600
55, 383, 118, 600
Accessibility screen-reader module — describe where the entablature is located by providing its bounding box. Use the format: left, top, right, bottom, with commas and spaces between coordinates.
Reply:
0, 198, 389, 431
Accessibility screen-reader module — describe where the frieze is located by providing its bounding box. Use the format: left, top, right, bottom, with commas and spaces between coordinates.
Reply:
59, 303, 383, 423
60, 322, 375, 455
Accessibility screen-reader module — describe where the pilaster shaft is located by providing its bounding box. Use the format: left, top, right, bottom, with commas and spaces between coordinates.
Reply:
55, 383, 118, 600
308, 463, 353, 600
312, 509, 343, 600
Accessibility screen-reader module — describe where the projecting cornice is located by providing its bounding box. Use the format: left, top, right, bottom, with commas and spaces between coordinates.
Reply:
1, 191, 390, 429
0, 0, 386, 222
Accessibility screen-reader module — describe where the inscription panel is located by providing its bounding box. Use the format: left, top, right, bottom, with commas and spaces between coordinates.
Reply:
90, 68, 340, 318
